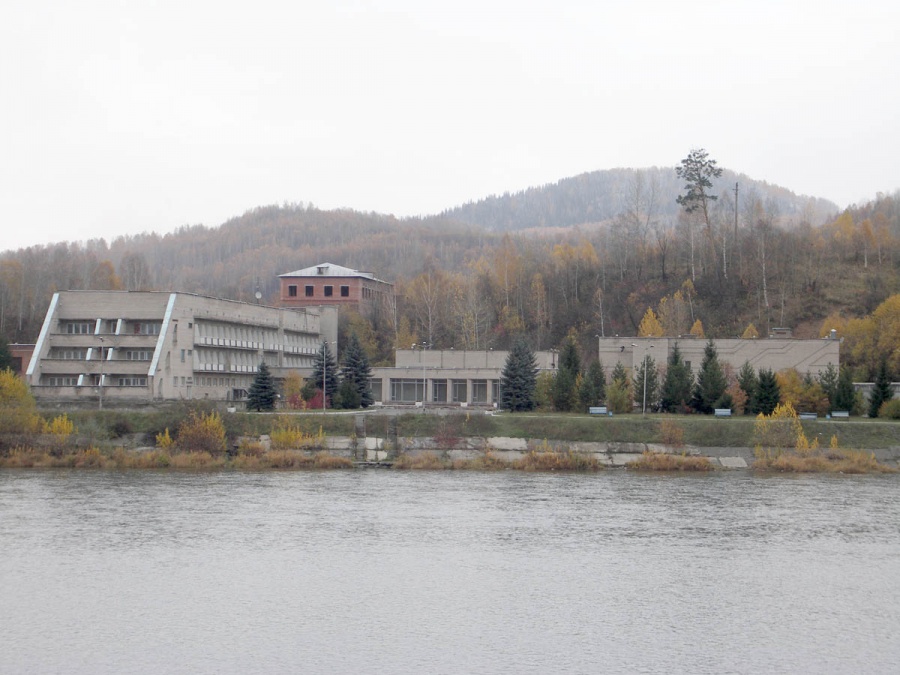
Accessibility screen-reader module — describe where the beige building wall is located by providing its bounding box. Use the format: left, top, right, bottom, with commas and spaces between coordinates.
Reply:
27, 291, 324, 405
597, 337, 840, 378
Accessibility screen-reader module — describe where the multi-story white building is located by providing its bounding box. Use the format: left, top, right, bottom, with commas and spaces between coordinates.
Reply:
26, 291, 335, 404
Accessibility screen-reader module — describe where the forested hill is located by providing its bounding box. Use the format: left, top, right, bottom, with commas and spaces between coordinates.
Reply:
441, 167, 838, 232
1, 169, 897, 380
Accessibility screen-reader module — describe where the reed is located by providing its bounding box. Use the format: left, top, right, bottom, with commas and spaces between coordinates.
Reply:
627, 451, 715, 472
393, 452, 447, 470
512, 450, 603, 472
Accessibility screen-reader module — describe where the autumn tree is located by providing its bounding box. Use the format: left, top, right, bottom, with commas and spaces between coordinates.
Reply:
638, 308, 664, 337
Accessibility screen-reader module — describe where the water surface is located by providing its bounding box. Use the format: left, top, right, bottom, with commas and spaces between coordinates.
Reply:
2, 470, 898, 674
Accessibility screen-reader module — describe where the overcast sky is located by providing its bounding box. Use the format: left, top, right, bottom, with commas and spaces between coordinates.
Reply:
2, 0, 898, 251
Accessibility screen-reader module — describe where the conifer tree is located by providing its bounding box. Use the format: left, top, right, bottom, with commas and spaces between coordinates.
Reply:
833, 366, 857, 414
246, 361, 277, 411
737, 361, 758, 415
632, 355, 659, 412
754, 368, 781, 415
691, 339, 727, 414
868, 360, 893, 418
311, 341, 339, 408
551, 336, 581, 412
660, 342, 693, 413
340, 333, 374, 408
578, 360, 606, 411
817, 363, 839, 409
500, 337, 538, 412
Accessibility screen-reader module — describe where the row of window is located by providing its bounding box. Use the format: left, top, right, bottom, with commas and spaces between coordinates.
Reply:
384, 379, 499, 404
60, 321, 162, 335
287, 284, 351, 298
42, 376, 147, 387
51, 348, 151, 361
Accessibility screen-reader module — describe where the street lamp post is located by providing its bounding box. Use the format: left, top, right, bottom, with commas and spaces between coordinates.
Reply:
413, 342, 427, 410
98, 337, 105, 411
632, 342, 654, 414
321, 341, 336, 415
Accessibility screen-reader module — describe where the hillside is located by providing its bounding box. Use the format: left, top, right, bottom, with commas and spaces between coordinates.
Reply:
1, 169, 897, 379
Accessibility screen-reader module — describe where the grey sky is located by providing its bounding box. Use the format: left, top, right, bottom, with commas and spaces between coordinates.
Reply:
3, 0, 898, 251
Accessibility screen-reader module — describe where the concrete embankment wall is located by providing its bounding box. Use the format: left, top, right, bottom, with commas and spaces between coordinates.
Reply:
314, 435, 900, 468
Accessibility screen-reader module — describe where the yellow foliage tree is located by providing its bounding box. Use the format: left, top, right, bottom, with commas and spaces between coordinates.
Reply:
657, 290, 690, 336
741, 323, 759, 339
689, 319, 705, 338
638, 308, 664, 337
843, 294, 900, 376
818, 312, 847, 338
0, 369, 43, 433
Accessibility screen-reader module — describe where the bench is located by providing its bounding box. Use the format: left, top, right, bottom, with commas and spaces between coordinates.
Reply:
714, 408, 732, 417
589, 406, 609, 415
799, 412, 818, 420
830, 411, 850, 419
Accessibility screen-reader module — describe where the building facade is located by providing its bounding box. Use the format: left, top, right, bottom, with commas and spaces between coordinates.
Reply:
370, 349, 560, 407
278, 262, 392, 317
596, 336, 840, 378
367, 337, 841, 408
26, 291, 334, 404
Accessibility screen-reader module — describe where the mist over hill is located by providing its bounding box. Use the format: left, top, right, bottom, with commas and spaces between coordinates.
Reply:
441, 167, 838, 232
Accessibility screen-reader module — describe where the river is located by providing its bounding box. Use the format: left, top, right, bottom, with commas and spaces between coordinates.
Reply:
1, 470, 898, 674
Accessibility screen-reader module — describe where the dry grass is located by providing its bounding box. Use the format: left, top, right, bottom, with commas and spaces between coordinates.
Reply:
627, 451, 715, 472
0, 446, 351, 471
753, 448, 896, 474
512, 450, 603, 472
393, 452, 447, 470
451, 449, 509, 471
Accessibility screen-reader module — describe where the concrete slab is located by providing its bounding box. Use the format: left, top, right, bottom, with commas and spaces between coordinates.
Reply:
718, 456, 748, 469
487, 437, 529, 451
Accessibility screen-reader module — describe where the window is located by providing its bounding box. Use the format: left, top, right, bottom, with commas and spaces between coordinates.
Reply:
288, 285, 298, 297
45, 376, 78, 386
181, 349, 186, 363
305, 286, 314, 297
55, 348, 86, 360
340, 285, 349, 297
432, 379, 447, 403
472, 380, 488, 404
324, 286, 333, 297
452, 380, 467, 403
125, 350, 151, 361
65, 322, 92, 334
118, 377, 147, 387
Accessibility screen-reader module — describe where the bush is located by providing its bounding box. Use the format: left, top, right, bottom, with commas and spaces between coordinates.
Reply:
176, 411, 227, 455
878, 398, 900, 419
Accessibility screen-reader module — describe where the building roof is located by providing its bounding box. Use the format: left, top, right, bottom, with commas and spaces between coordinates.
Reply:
278, 262, 389, 284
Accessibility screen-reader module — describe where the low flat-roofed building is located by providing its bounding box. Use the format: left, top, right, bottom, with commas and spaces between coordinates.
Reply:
368, 337, 840, 408
26, 291, 335, 405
